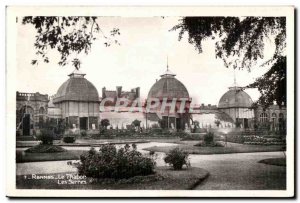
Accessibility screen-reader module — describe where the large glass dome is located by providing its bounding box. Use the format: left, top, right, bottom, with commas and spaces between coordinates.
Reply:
218, 86, 253, 109
53, 69, 99, 103
147, 68, 189, 99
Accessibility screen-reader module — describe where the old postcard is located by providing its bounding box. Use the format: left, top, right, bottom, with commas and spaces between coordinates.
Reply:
6, 6, 294, 197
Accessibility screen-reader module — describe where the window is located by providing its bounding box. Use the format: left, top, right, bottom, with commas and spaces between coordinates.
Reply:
271, 113, 277, 129
259, 112, 268, 123
278, 113, 284, 124
279, 113, 284, 119
278, 113, 285, 131
39, 107, 45, 115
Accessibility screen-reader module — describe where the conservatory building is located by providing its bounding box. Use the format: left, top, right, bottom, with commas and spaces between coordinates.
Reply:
52, 69, 100, 130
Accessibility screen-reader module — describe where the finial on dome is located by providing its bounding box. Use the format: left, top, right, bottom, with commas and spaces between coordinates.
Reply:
160, 56, 176, 77
234, 68, 237, 86
167, 56, 169, 71
68, 68, 86, 78
229, 68, 242, 90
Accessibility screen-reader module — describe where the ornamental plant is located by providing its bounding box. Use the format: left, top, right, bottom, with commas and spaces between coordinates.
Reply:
76, 144, 156, 179
164, 147, 190, 170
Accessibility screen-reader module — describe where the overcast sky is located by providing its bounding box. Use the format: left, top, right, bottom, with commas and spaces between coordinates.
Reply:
16, 17, 275, 105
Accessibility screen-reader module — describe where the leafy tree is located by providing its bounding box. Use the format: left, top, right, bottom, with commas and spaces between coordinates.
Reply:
22, 16, 120, 68
37, 129, 54, 145
193, 120, 200, 127
172, 17, 286, 108
192, 120, 200, 132
204, 132, 214, 145
214, 120, 221, 127
132, 119, 142, 133
132, 119, 141, 128
100, 118, 110, 129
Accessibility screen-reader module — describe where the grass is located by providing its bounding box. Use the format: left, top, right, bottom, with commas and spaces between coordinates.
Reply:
16, 150, 85, 163
25, 145, 66, 153
16, 137, 181, 148
16, 136, 37, 141
16, 166, 209, 190
144, 142, 285, 155
258, 157, 286, 166
194, 141, 224, 147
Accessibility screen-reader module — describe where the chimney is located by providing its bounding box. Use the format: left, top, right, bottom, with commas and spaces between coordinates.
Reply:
102, 87, 106, 98
116, 86, 122, 98
135, 87, 140, 98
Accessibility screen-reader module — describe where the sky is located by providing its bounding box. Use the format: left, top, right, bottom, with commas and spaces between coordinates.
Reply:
16, 17, 275, 105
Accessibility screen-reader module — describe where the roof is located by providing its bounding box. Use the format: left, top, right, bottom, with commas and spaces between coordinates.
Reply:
148, 68, 189, 99
218, 86, 253, 108
53, 70, 99, 103
48, 98, 55, 108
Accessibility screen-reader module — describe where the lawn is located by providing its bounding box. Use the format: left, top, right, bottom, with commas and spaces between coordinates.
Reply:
16, 166, 209, 190
258, 157, 286, 166
16, 150, 85, 163
16, 137, 181, 148
144, 141, 285, 155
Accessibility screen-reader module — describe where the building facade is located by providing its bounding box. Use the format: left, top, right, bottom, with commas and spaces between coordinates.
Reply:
146, 67, 191, 130
16, 67, 286, 135
217, 84, 254, 128
16, 91, 49, 136
101, 86, 140, 107
52, 69, 100, 130
255, 105, 286, 132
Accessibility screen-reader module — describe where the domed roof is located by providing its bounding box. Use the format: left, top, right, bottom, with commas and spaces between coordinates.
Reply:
148, 68, 189, 99
218, 86, 253, 108
53, 69, 99, 103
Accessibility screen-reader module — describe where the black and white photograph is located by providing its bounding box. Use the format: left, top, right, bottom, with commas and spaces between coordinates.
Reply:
5, 6, 294, 197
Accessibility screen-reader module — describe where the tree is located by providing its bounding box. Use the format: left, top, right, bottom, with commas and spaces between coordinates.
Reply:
132, 119, 141, 128
214, 120, 221, 128
132, 119, 141, 132
22, 16, 120, 68
192, 120, 199, 133
100, 119, 110, 130
193, 120, 199, 127
172, 17, 286, 108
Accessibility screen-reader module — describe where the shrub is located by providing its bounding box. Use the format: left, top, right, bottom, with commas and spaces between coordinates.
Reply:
149, 128, 163, 135
36, 129, 54, 145
132, 119, 141, 128
194, 141, 224, 147
172, 131, 188, 138
204, 132, 214, 145
77, 144, 156, 179
164, 147, 190, 170
80, 130, 87, 137
100, 119, 110, 129
151, 123, 160, 128
25, 145, 66, 153
181, 133, 203, 141
226, 134, 245, 144
63, 136, 76, 143
214, 120, 221, 127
